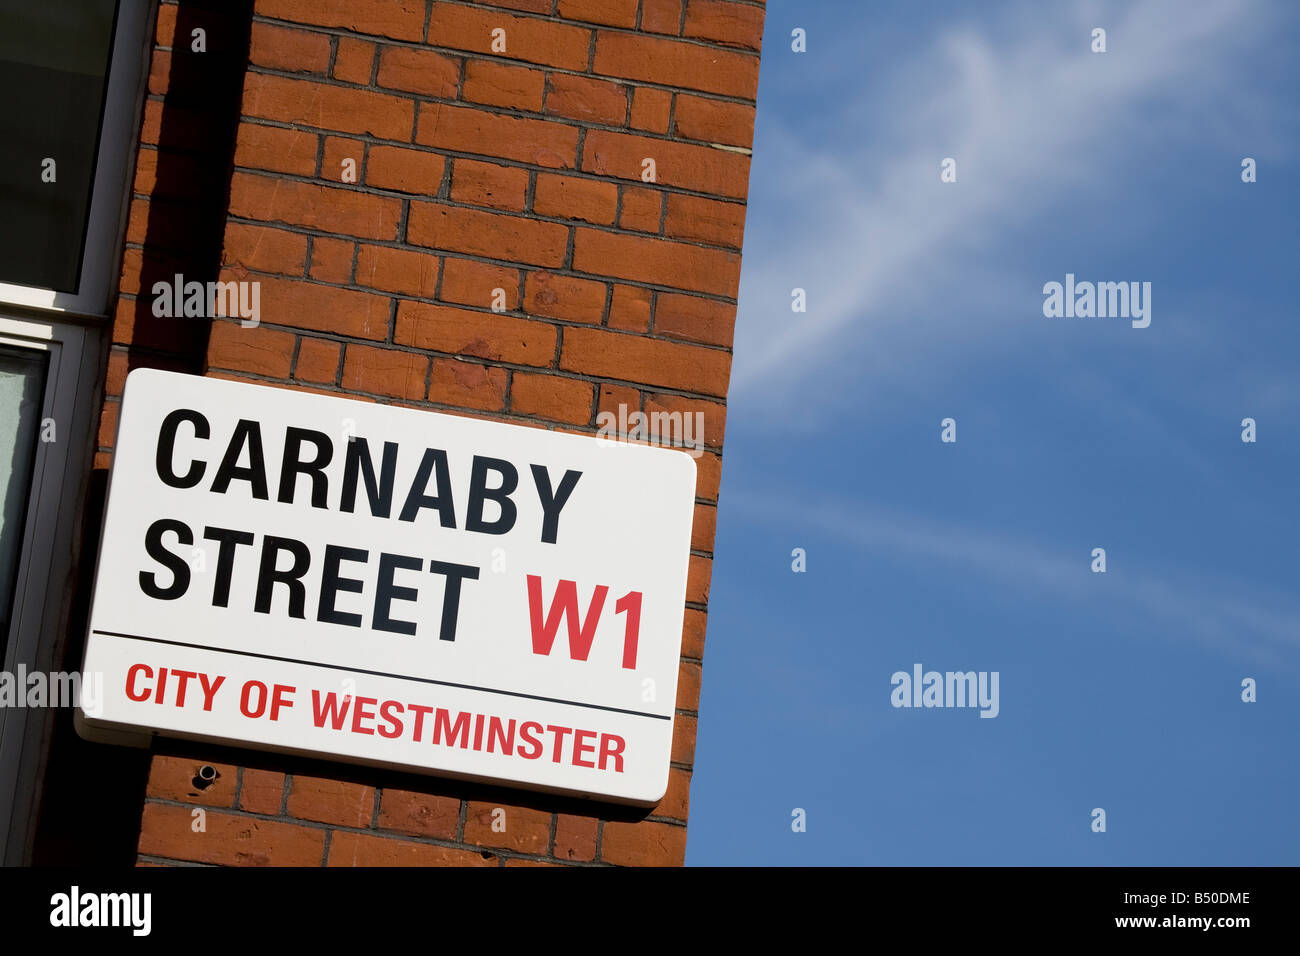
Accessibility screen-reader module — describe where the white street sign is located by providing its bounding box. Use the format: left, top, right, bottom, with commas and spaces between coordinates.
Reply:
78, 369, 696, 805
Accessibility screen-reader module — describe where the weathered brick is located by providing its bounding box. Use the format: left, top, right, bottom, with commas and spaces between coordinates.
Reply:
600, 819, 686, 866
523, 271, 606, 323
408, 202, 568, 267
593, 31, 759, 98
510, 372, 593, 424
243, 72, 414, 139
257, 0, 427, 42
377, 789, 460, 840
427, 4, 591, 70
450, 159, 530, 211
341, 344, 430, 400
533, 173, 616, 224
355, 244, 440, 297
463, 59, 545, 111
229, 171, 402, 240
560, 326, 730, 395
572, 228, 740, 297
286, 775, 376, 827
138, 804, 325, 866
327, 831, 496, 867
376, 45, 460, 98
416, 102, 579, 169
396, 301, 557, 366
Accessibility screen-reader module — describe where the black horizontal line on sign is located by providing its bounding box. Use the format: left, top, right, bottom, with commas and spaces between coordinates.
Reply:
92, 629, 671, 721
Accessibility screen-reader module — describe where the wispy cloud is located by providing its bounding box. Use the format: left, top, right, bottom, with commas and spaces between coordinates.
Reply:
727, 488, 1300, 669
733, 0, 1283, 415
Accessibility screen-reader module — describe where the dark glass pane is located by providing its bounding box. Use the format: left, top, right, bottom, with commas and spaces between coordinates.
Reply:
0, 1, 119, 292
0, 344, 48, 660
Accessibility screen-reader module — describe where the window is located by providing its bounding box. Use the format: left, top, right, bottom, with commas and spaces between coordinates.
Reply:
0, 1, 120, 293
0, 0, 152, 864
0, 345, 48, 660
0, 0, 150, 316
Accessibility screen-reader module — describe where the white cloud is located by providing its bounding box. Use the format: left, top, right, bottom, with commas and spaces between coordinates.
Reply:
733, 0, 1280, 417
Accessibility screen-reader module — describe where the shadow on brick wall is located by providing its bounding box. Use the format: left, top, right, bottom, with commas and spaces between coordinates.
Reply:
29, 0, 253, 866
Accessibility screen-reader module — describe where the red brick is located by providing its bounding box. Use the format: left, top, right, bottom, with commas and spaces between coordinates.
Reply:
239, 769, 287, 814
674, 93, 756, 148
641, 0, 683, 35
608, 284, 652, 331
583, 129, 751, 199
658, 768, 691, 822
223, 222, 309, 276
510, 372, 593, 424
597, 383, 640, 419
327, 831, 496, 867
355, 244, 439, 297
310, 236, 354, 283
664, 192, 746, 248
450, 159, 529, 212
427, 4, 591, 71
240, 274, 391, 339
408, 203, 568, 267
257, 0, 427, 42
243, 72, 414, 139
440, 258, 520, 310
690, 501, 718, 552
533, 173, 616, 224
155, 2, 176, 46
600, 819, 686, 866
146, 757, 237, 807
681, 606, 708, 658
377, 790, 460, 840
561, 326, 730, 395
342, 344, 430, 400
463, 801, 552, 854
333, 37, 376, 84
295, 338, 342, 384
677, 658, 703, 710
104, 350, 129, 397
556, 0, 638, 28
523, 271, 606, 323
396, 301, 557, 366
593, 31, 759, 98
619, 186, 662, 233
428, 359, 509, 411
249, 22, 331, 74
645, 390, 726, 448
572, 228, 740, 297
138, 804, 325, 866
286, 775, 375, 827
229, 172, 402, 240
695, 450, 721, 501
375, 45, 460, 98
686, 555, 711, 605
233, 122, 318, 176
672, 713, 697, 765
629, 87, 672, 134
322, 135, 365, 185
545, 73, 627, 125
416, 102, 579, 169
683, 0, 765, 51
463, 59, 545, 111
653, 292, 735, 346
365, 145, 446, 196
553, 813, 599, 861
480, 0, 552, 12
208, 321, 296, 377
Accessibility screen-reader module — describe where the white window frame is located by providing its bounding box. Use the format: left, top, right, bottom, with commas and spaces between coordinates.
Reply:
0, 0, 154, 317
0, 0, 154, 863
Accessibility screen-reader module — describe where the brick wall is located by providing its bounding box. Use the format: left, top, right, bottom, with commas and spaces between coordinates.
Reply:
98, 0, 763, 866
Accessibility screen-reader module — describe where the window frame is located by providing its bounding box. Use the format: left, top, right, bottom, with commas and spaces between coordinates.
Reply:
0, 0, 154, 864
0, 0, 154, 317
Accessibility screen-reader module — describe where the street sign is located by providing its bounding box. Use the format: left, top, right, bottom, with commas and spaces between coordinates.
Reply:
78, 369, 695, 805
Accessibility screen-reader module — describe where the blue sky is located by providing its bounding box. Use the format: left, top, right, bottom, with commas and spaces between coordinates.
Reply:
688, 0, 1300, 865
